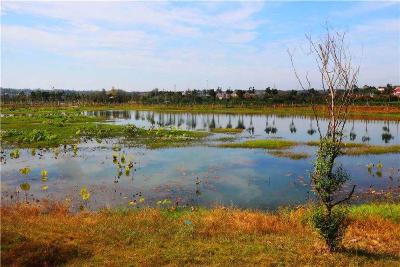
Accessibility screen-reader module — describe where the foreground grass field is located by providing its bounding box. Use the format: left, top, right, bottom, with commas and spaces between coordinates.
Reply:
1, 203, 399, 266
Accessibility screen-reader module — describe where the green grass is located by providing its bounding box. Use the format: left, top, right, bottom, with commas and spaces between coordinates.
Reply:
304, 141, 400, 155
305, 141, 365, 148
217, 139, 400, 155
218, 139, 298, 149
215, 136, 237, 142
0, 109, 209, 148
343, 145, 400, 155
268, 150, 310, 160
210, 128, 244, 134
349, 203, 400, 223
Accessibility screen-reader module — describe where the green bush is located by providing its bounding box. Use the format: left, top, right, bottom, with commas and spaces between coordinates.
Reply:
311, 206, 350, 251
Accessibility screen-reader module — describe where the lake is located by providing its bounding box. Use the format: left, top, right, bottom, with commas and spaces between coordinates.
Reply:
1, 110, 399, 210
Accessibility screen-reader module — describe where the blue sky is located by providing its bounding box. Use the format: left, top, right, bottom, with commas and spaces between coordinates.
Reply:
1, 1, 399, 91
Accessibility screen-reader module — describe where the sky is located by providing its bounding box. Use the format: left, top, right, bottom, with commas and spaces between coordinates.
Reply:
1, 1, 399, 91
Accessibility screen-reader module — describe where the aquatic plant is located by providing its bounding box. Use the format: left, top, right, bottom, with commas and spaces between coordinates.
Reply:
10, 149, 20, 159
125, 166, 130, 176
19, 182, 31, 191
112, 152, 118, 163
157, 199, 172, 206
127, 161, 134, 169
367, 163, 373, 173
19, 167, 31, 176
80, 187, 91, 201
376, 161, 383, 171
73, 144, 78, 156
41, 185, 49, 191
112, 144, 122, 151
22, 129, 57, 143
41, 169, 48, 178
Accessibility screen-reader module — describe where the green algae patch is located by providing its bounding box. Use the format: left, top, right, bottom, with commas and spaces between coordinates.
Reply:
343, 145, 400, 155
268, 150, 310, 160
210, 128, 243, 134
218, 139, 298, 149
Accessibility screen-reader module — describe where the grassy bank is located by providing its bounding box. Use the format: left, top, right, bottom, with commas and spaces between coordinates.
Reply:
1, 202, 399, 266
0, 108, 208, 148
268, 150, 310, 159
217, 139, 400, 155
218, 139, 297, 149
343, 145, 400, 155
2, 103, 400, 120
210, 128, 243, 134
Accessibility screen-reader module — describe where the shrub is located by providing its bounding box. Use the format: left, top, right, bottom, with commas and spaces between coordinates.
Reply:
311, 206, 350, 251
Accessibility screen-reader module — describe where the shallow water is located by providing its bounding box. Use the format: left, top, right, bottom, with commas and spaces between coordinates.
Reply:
1, 142, 399, 211
2, 110, 399, 210
87, 110, 400, 145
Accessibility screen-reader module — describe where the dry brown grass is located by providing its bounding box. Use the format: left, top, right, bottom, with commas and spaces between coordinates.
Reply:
1, 203, 399, 266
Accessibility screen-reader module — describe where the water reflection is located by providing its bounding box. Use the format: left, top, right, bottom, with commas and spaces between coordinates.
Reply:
382, 121, 394, 143
247, 117, 255, 135
349, 121, 357, 141
289, 119, 297, 133
265, 117, 278, 135
86, 110, 400, 145
2, 145, 399, 210
362, 120, 370, 143
307, 118, 316, 136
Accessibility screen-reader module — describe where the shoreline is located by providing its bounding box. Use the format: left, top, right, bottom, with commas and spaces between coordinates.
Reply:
2, 103, 400, 121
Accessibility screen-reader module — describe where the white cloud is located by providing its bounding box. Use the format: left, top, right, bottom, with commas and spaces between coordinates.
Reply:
1, 1, 399, 90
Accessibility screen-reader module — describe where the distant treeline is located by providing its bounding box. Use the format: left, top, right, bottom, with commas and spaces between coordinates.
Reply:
1, 85, 399, 106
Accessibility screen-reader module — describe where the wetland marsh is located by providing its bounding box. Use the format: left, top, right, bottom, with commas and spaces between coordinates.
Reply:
1, 108, 399, 210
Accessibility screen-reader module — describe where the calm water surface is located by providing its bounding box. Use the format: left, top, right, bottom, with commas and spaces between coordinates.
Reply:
87, 110, 400, 145
1, 110, 399, 210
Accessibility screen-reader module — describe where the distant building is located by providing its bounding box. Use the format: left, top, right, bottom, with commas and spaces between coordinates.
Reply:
393, 87, 400, 97
216, 92, 231, 100
243, 92, 256, 99
377, 87, 386, 92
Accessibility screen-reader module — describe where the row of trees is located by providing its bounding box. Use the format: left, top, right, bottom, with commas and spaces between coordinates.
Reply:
1, 85, 398, 105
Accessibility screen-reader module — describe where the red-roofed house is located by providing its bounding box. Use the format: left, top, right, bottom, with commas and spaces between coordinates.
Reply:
393, 87, 400, 97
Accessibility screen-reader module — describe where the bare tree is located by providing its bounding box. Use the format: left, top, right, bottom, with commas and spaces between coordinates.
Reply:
288, 27, 360, 251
